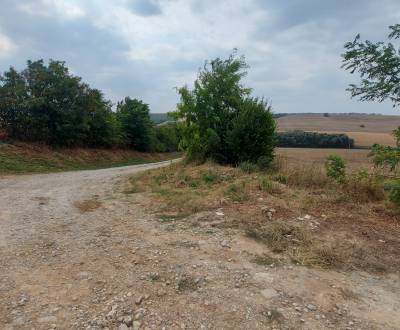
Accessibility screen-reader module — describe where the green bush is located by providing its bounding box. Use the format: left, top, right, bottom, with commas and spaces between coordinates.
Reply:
326, 155, 346, 182
384, 179, 400, 206
154, 122, 180, 152
239, 161, 258, 173
201, 170, 222, 184
174, 51, 276, 165
257, 155, 273, 171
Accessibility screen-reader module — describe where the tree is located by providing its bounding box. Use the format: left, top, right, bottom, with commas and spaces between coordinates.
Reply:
342, 25, 400, 204
116, 97, 154, 151
342, 24, 400, 106
174, 51, 276, 164
0, 59, 116, 147
226, 98, 276, 164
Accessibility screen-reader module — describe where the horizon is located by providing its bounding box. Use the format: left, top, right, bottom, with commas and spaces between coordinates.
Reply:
0, 0, 399, 114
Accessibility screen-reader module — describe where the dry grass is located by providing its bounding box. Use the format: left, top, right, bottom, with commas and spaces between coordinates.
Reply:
126, 155, 400, 274
74, 198, 102, 213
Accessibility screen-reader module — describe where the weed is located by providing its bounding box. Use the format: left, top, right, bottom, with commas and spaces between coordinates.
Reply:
202, 170, 222, 184
262, 308, 284, 323
251, 254, 282, 266
225, 182, 249, 202
246, 222, 311, 253
239, 161, 258, 173
258, 176, 282, 194
177, 275, 198, 292
326, 154, 346, 182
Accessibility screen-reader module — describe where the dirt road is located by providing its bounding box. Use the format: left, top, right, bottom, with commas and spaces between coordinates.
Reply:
1, 161, 399, 330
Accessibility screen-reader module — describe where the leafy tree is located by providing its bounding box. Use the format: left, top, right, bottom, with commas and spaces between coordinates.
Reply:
226, 98, 276, 164
0, 59, 116, 147
175, 52, 276, 164
342, 24, 400, 106
116, 97, 154, 151
342, 25, 400, 204
154, 122, 180, 152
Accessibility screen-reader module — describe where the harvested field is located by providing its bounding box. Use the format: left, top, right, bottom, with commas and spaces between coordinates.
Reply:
277, 113, 400, 146
276, 147, 371, 170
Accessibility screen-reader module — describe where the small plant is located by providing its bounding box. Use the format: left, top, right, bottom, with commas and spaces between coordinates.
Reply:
226, 182, 249, 202
239, 161, 258, 173
202, 170, 222, 184
384, 179, 400, 206
274, 174, 288, 184
326, 154, 346, 182
257, 155, 272, 171
259, 176, 281, 194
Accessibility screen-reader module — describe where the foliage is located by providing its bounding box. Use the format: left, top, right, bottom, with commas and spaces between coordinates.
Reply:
0, 60, 117, 147
384, 179, 400, 205
0, 59, 179, 152
153, 122, 180, 152
226, 98, 276, 164
116, 97, 154, 151
277, 130, 354, 148
326, 154, 346, 182
174, 51, 276, 164
239, 161, 258, 173
343, 25, 400, 206
342, 24, 400, 106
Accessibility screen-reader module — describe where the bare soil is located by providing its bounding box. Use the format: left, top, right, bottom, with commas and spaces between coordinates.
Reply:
1, 161, 399, 330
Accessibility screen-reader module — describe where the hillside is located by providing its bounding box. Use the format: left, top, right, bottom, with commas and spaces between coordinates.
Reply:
276, 113, 400, 147
0, 142, 179, 175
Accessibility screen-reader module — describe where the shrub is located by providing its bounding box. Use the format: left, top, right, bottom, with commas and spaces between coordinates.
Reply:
239, 161, 258, 173
326, 155, 346, 182
174, 51, 276, 164
202, 170, 222, 184
257, 155, 273, 171
226, 182, 249, 202
384, 179, 400, 206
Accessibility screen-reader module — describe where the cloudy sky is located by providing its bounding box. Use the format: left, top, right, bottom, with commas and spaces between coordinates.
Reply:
0, 0, 399, 114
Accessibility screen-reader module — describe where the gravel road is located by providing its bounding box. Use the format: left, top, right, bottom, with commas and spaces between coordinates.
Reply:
1, 159, 399, 330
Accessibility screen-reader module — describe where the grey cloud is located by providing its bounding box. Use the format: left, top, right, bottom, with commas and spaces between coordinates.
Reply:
129, 0, 162, 16
0, 0, 399, 114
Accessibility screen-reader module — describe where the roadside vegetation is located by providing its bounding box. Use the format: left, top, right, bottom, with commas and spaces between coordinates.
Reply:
0, 60, 179, 152
0, 142, 178, 174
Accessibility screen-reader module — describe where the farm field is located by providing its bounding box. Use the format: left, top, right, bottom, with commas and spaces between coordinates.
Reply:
276, 113, 400, 147
276, 147, 371, 169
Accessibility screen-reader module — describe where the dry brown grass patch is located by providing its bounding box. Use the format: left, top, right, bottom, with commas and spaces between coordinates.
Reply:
74, 198, 102, 213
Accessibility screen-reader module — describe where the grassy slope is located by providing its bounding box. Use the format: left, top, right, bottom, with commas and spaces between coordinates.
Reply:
0, 142, 180, 175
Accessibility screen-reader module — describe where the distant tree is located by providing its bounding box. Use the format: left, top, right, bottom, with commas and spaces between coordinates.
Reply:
154, 122, 180, 152
116, 97, 154, 151
174, 51, 276, 165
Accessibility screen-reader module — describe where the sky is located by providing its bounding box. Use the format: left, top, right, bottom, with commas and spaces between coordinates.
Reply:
0, 0, 399, 114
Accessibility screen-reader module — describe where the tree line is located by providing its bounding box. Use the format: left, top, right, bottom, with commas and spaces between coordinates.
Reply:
276, 131, 354, 148
0, 60, 179, 152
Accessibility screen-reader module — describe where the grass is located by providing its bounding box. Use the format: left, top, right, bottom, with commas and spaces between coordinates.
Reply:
126, 155, 400, 274
0, 142, 180, 174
